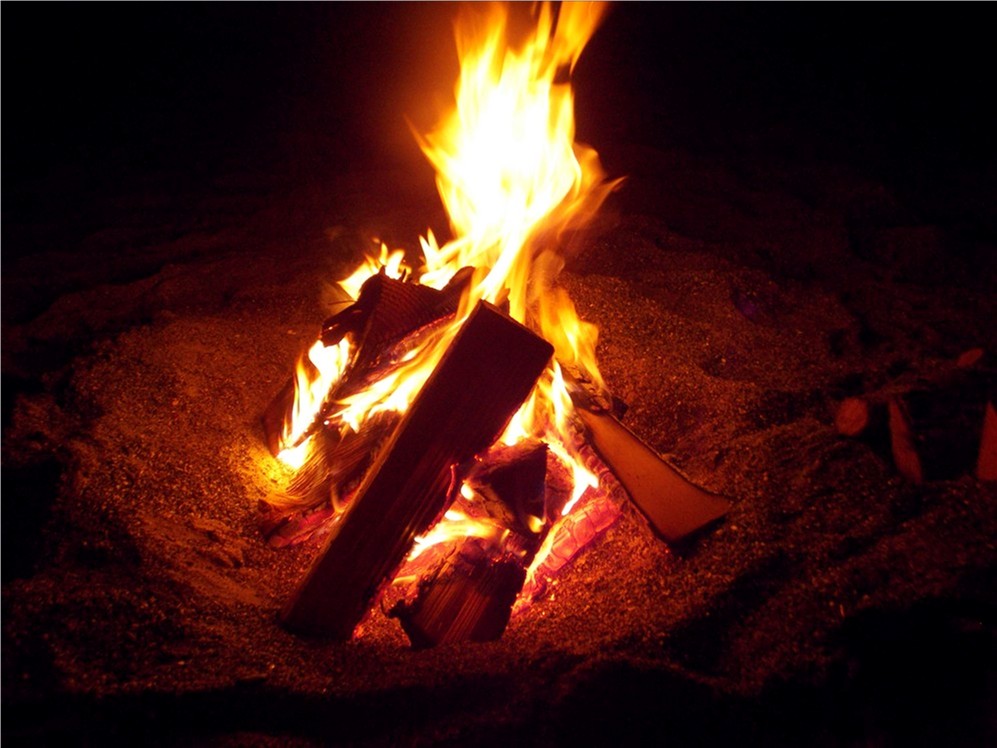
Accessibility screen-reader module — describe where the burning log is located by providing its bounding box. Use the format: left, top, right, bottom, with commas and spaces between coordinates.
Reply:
260, 412, 399, 547
281, 301, 553, 638
321, 266, 474, 373
389, 441, 548, 648
518, 474, 626, 606
262, 268, 473, 456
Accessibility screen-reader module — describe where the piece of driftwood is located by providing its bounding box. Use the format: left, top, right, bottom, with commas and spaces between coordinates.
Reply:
835, 357, 995, 482
281, 301, 553, 638
262, 268, 473, 456
389, 441, 547, 647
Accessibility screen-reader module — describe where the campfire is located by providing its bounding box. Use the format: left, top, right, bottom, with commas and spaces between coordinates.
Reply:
259, 2, 728, 646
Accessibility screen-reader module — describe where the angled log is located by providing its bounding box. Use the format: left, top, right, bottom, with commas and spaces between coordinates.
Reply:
559, 368, 728, 543
281, 301, 553, 638
888, 397, 924, 483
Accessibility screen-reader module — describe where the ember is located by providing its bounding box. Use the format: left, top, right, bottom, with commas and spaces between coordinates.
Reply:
261, 1, 728, 645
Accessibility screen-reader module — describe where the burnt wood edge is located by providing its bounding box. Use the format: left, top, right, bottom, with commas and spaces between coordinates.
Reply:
280, 301, 553, 638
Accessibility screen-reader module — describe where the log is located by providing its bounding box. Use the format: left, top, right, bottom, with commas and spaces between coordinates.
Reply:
888, 397, 924, 483
262, 268, 473, 456
259, 412, 399, 547
559, 369, 729, 543
392, 541, 530, 648
388, 442, 548, 647
281, 301, 553, 638
834, 396, 887, 439
518, 442, 627, 607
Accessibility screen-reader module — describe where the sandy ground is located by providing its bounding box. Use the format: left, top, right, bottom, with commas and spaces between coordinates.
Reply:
4, 135, 996, 745
4, 5, 997, 744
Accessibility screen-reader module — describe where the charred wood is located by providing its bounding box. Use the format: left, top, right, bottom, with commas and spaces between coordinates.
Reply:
281, 301, 553, 638
389, 441, 548, 647
261, 268, 473, 456
259, 413, 399, 547
392, 541, 530, 648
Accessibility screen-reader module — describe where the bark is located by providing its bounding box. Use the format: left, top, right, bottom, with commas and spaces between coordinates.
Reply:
281, 301, 553, 638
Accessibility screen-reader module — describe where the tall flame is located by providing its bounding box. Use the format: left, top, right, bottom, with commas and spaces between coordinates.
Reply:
415, 1, 615, 323
278, 2, 619, 552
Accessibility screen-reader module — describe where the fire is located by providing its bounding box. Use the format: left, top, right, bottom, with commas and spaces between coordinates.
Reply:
276, 2, 621, 595
278, 337, 352, 470
339, 241, 410, 300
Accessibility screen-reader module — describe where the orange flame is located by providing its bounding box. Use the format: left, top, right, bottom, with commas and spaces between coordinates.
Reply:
280, 3, 619, 570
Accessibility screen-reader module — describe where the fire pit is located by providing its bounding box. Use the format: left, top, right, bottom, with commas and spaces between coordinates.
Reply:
258, 3, 728, 646
3, 3, 996, 745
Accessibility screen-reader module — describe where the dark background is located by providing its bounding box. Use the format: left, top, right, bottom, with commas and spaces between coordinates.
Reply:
3, 6, 996, 744
4, 3, 996, 260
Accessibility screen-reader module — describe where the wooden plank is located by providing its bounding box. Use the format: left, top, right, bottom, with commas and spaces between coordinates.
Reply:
575, 407, 730, 543
281, 301, 553, 638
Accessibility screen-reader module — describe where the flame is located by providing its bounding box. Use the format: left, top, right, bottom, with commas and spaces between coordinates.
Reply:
278, 3, 619, 573
407, 505, 508, 565
415, 1, 617, 321
277, 337, 352, 469
339, 241, 410, 299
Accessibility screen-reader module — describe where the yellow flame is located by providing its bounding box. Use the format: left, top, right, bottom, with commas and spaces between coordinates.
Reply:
406, 505, 508, 563
280, 3, 615, 527
277, 337, 352, 469
415, 1, 616, 322
339, 241, 410, 299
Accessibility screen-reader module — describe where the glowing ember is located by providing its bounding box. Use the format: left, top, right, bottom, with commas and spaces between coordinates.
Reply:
274, 2, 624, 611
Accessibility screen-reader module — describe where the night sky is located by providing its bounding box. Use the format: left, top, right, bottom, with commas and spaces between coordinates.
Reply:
4, 3, 996, 253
